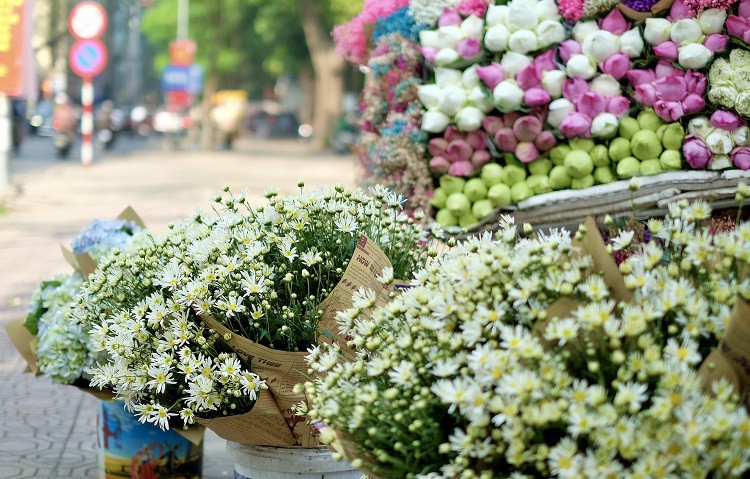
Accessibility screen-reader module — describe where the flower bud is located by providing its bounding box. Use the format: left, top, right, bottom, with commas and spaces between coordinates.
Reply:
524, 88, 551, 106
599, 53, 630, 79
559, 112, 593, 138
644, 18, 673, 45
494, 128, 519, 152
436, 26, 461, 49
731, 146, 750, 170
476, 63, 505, 89
710, 110, 745, 131
508, 30, 539, 54
698, 8, 727, 35
484, 24, 510, 52
448, 160, 475, 177
439, 10, 462, 27
507, 0, 539, 31
558, 39, 582, 63
513, 115, 543, 142
482, 116, 505, 137
591, 74, 622, 97
471, 150, 492, 168
566, 54, 597, 79
733, 126, 750, 146
455, 107, 484, 132
547, 98, 575, 128
678, 43, 713, 69
418, 84, 442, 109
670, 19, 703, 44
460, 15, 485, 39
446, 139, 473, 163
456, 38, 481, 59
501, 52, 533, 77
582, 30, 620, 63
535, 131, 557, 151
429, 156, 451, 174
661, 123, 685, 150
435, 68, 462, 88
688, 117, 713, 139
620, 28, 645, 58
682, 136, 713, 169
469, 86, 494, 113
541, 70, 566, 97
536, 0, 559, 21
493, 80, 525, 112
705, 129, 734, 154
419, 30, 440, 48
703, 34, 728, 52
591, 113, 619, 138
653, 41, 679, 62
439, 85, 467, 116
536, 20, 566, 47
435, 48, 460, 66
422, 111, 450, 133
428, 138, 449, 157
573, 21, 599, 43
515, 142, 540, 163
486, 5, 509, 26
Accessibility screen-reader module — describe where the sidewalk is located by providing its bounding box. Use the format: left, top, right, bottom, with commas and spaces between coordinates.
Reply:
0, 138, 357, 478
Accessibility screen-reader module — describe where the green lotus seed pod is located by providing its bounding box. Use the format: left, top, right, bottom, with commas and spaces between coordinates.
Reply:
571, 174, 595, 189
435, 209, 458, 227
501, 164, 527, 186
439, 175, 466, 195
590, 145, 610, 167
527, 174, 552, 194
549, 165, 572, 190
631, 130, 663, 160
569, 138, 596, 152
609, 137, 632, 162
429, 188, 448, 209
640, 159, 663, 176
550, 145, 571, 166
487, 183, 512, 207
616, 156, 641, 178
637, 109, 663, 132
445, 193, 472, 217
564, 150, 594, 179
661, 123, 685, 151
618, 117, 640, 140
659, 150, 682, 170
656, 124, 668, 143
472, 199, 494, 219
458, 212, 479, 228
510, 181, 534, 203
528, 158, 552, 176
463, 178, 488, 202
481, 163, 504, 187
594, 166, 617, 184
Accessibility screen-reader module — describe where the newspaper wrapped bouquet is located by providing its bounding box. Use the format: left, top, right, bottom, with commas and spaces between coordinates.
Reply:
303, 199, 750, 479
79, 185, 436, 447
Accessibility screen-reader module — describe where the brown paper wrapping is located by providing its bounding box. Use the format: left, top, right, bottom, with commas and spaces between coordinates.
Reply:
5, 318, 39, 374
698, 298, 750, 408
617, 0, 675, 21
323, 427, 386, 479
198, 235, 395, 447
61, 206, 146, 279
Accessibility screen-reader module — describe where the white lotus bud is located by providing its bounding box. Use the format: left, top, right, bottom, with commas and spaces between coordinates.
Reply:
460, 15, 485, 39
469, 86, 494, 113
619, 28, 645, 58
435, 68, 462, 88
573, 21, 599, 43
591, 74, 622, 97
678, 43, 713, 70
687, 116, 713, 139
493, 80, 524, 111
541, 70, 566, 98
547, 98, 575, 128
455, 106, 484, 132
536, 20, 566, 48
566, 54, 597, 80
535, 0, 560, 21
508, 30, 539, 54
698, 8, 727, 35
486, 5, 509, 26
417, 84, 442, 109
507, 0, 539, 31
501, 52, 533, 77
709, 154, 732, 170
582, 30, 620, 63
439, 85, 468, 116
644, 18, 672, 45
421, 111, 450, 133
435, 48, 460, 66
732, 126, 750, 146
436, 25, 462, 49
462, 66, 480, 90
591, 113, 619, 138
419, 30, 440, 48
484, 24, 510, 52
670, 19, 703, 45
705, 129, 734, 154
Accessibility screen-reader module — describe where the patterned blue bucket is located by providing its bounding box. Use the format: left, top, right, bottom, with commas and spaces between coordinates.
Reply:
97, 401, 203, 479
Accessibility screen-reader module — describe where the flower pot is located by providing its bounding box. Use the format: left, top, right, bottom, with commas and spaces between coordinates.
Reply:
98, 400, 204, 479
227, 442, 362, 479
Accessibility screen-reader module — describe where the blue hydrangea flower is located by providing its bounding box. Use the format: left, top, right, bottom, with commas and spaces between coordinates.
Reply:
71, 219, 140, 258
372, 8, 428, 44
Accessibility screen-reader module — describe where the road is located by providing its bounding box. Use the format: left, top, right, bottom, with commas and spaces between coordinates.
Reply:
0, 135, 357, 478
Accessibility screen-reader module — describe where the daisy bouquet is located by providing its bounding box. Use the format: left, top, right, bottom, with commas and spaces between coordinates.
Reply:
303, 200, 750, 479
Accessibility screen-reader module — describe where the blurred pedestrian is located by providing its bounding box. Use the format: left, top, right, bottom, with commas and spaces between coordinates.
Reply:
11, 99, 25, 155
52, 93, 76, 158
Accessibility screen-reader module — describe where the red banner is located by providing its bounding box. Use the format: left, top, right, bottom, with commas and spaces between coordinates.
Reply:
0, 0, 25, 96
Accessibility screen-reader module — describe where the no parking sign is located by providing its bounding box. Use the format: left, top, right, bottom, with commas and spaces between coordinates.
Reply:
69, 39, 107, 79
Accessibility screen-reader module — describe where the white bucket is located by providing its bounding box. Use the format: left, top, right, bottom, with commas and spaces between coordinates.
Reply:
226, 442, 363, 479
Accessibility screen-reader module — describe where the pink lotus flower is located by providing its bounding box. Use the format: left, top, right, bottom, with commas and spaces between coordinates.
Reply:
578, 92, 607, 119
446, 140, 473, 163
599, 9, 630, 35
476, 63, 505, 89
534, 131, 557, 152
494, 128, 519, 152
558, 40, 582, 63
516, 66, 540, 91
428, 138, 449, 157
515, 51, 560, 107
599, 53, 630, 79
607, 96, 631, 116
465, 130, 487, 151
731, 146, 750, 170
448, 160, 475, 177
416, 46, 439, 63
439, 10, 462, 26
652, 42, 679, 62
482, 116, 505, 137
444, 126, 463, 142
741, 0, 750, 18
726, 16, 750, 42
562, 77, 590, 103
704, 34, 728, 52
471, 150, 491, 168
524, 88, 551, 107
515, 142, 540, 163
429, 156, 451, 174
559, 112, 592, 138
628, 61, 707, 121
683, 135, 712, 169
457, 38, 481, 59
668, 0, 693, 21
711, 110, 746, 131
513, 116, 543, 143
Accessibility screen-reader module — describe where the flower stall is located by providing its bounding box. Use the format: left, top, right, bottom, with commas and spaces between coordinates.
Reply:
338, 0, 750, 234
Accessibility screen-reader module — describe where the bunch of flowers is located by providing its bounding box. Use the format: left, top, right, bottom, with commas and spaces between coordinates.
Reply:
484, 110, 558, 163
372, 7, 426, 44
427, 126, 491, 176
333, 0, 410, 65
419, 66, 493, 133
75, 227, 265, 430
488, 51, 567, 111
643, 0, 728, 69
628, 60, 707, 121
304, 204, 750, 479
708, 48, 750, 116
418, 12, 485, 66
683, 110, 750, 169
359, 33, 434, 216
71, 217, 142, 261
726, 0, 750, 41
548, 76, 631, 138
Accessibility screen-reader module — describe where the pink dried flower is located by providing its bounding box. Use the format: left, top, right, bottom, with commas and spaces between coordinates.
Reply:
454, 0, 489, 17
333, 0, 410, 64
558, 0, 586, 20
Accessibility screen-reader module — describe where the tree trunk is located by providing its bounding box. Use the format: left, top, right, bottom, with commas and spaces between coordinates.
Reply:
299, 1, 345, 150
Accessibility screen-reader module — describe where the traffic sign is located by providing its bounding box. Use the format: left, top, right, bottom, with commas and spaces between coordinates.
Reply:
169, 40, 196, 66
161, 65, 203, 94
69, 2, 108, 40
70, 39, 108, 79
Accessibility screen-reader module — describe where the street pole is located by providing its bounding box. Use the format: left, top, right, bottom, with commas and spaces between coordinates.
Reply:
81, 78, 94, 166
177, 0, 188, 40
0, 93, 10, 190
